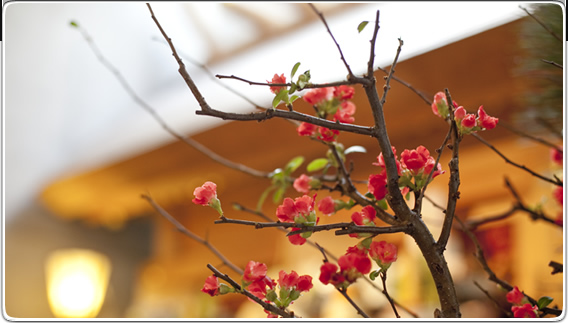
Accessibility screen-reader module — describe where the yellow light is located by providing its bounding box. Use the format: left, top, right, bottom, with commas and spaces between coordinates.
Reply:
45, 248, 111, 318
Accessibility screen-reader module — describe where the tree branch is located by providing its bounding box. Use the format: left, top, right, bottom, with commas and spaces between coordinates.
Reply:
380, 271, 400, 318
471, 133, 562, 186
437, 89, 461, 252
519, 5, 562, 42
206, 264, 296, 318
141, 193, 243, 275
308, 3, 354, 77
367, 10, 381, 78
380, 38, 404, 106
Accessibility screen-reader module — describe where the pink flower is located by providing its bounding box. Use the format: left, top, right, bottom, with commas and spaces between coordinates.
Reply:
201, 275, 220, 296
477, 105, 499, 130
333, 85, 355, 100
317, 127, 339, 142
297, 122, 318, 137
303, 87, 334, 106
369, 241, 398, 268
351, 205, 376, 226
512, 303, 538, 318
192, 181, 217, 206
368, 172, 388, 200
333, 101, 356, 123
550, 148, 563, 165
243, 260, 267, 283
317, 196, 336, 215
275, 195, 315, 223
293, 174, 311, 193
268, 73, 286, 94
506, 286, 525, 305
431, 91, 449, 118
423, 156, 445, 179
401, 146, 429, 173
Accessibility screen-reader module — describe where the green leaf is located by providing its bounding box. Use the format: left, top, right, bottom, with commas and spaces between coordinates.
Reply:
291, 62, 301, 78
377, 198, 389, 210
307, 158, 329, 172
289, 83, 297, 95
257, 185, 276, 211
272, 185, 286, 203
357, 21, 369, 33
69, 20, 79, 28
290, 95, 300, 103
285, 156, 305, 174
369, 269, 380, 281
537, 296, 554, 309
272, 89, 289, 108
345, 145, 367, 155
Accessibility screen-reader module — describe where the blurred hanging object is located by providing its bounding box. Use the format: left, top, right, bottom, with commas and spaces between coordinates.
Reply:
45, 248, 111, 318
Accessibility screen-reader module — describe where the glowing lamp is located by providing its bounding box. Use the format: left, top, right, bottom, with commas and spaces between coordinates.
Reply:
45, 248, 111, 318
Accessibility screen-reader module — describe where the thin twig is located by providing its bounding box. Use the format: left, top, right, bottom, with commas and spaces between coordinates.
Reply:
380, 271, 400, 318
308, 3, 354, 77
377, 67, 432, 105
216, 74, 354, 88
541, 59, 563, 69
367, 10, 380, 77
437, 89, 461, 252
206, 264, 296, 318
549, 261, 563, 275
73, 19, 270, 179
454, 215, 562, 317
328, 144, 398, 225
471, 133, 562, 186
141, 194, 243, 275
380, 38, 404, 106
465, 206, 518, 231
499, 122, 563, 151
519, 5, 562, 42
473, 280, 512, 317
336, 287, 370, 318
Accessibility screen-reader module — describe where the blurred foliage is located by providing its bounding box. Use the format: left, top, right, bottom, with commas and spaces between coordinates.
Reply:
514, 3, 564, 137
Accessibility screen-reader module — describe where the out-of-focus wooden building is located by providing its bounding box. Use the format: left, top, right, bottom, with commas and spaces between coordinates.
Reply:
5, 3, 563, 319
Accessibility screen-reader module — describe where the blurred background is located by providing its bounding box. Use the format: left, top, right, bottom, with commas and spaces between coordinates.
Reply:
3, 2, 564, 319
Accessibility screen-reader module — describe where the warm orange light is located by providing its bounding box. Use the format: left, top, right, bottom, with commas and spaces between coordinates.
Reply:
45, 248, 111, 318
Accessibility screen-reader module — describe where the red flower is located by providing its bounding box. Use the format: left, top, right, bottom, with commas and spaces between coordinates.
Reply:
369, 240, 398, 267
512, 303, 538, 318
338, 252, 372, 281
423, 156, 445, 179
400, 146, 429, 173
477, 105, 499, 130
317, 196, 336, 215
368, 172, 388, 200
461, 113, 477, 128
553, 186, 563, 205
297, 122, 318, 137
295, 275, 313, 292
317, 127, 339, 142
192, 181, 217, 206
293, 174, 311, 194
351, 205, 376, 226
333, 101, 356, 124
431, 91, 448, 118
278, 270, 299, 289
333, 85, 355, 100
243, 260, 267, 283
288, 227, 307, 245
268, 73, 286, 94
319, 262, 342, 285
201, 275, 220, 296
550, 148, 563, 165
506, 286, 525, 305
276, 195, 315, 223
373, 146, 402, 175
303, 87, 334, 106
